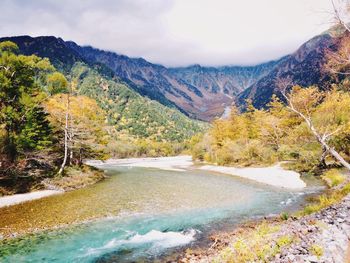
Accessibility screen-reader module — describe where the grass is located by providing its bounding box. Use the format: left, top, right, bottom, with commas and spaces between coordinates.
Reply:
215, 223, 294, 263
299, 182, 350, 216
280, 212, 289, 221
321, 169, 346, 187
43, 165, 105, 191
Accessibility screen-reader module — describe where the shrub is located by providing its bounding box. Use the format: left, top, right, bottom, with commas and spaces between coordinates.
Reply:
216, 140, 242, 165
321, 169, 345, 187
300, 183, 350, 216
310, 244, 324, 259
240, 140, 277, 166
191, 143, 206, 161
280, 212, 289, 221
284, 148, 321, 173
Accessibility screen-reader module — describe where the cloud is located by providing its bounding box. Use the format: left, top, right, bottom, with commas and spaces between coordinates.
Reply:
0, 0, 334, 66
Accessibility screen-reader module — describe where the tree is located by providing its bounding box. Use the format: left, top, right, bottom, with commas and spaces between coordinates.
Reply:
46, 72, 68, 95
45, 94, 107, 173
0, 41, 56, 161
279, 81, 350, 171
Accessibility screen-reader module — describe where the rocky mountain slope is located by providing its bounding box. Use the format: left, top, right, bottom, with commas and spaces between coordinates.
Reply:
66, 42, 281, 120
236, 31, 342, 109
1, 29, 343, 121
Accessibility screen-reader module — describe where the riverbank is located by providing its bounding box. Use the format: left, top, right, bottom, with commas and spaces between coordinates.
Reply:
200, 163, 306, 189
42, 165, 105, 192
0, 165, 105, 208
0, 190, 63, 208
180, 189, 350, 262
86, 155, 194, 171
88, 156, 306, 189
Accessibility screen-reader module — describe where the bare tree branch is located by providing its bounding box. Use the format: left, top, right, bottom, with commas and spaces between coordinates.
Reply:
278, 78, 350, 170
332, 0, 350, 33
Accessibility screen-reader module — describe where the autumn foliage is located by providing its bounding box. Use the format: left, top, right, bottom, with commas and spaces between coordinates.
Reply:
192, 86, 350, 172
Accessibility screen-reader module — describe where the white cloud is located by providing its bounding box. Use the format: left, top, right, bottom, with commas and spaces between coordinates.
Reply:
0, 0, 334, 66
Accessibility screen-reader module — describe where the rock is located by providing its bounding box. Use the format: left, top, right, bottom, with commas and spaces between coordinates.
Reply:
180, 193, 350, 263
287, 254, 295, 261
337, 218, 344, 223
306, 255, 319, 262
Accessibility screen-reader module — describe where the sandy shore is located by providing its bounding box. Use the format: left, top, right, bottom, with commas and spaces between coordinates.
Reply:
200, 164, 306, 189
87, 156, 306, 189
0, 190, 63, 208
86, 155, 193, 171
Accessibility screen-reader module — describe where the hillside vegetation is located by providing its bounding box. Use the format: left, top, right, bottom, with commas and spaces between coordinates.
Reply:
71, 62, 206, 141
0, 41, 206, 194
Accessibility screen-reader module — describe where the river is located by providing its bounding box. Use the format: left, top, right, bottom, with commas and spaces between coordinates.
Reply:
0, 164, 323, 262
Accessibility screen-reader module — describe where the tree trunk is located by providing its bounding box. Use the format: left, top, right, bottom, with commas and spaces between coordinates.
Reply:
310, 126, 350, 171
283, 92, 350, 171
78, 148, 83, 166
327, 146, 350, 171
319, 146, 328, 169
58, 94, 70, 175
69, 108, 74, 165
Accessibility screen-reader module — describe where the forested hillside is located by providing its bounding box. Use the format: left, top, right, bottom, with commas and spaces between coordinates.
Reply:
0, 36, 206, 142
0, 40, 206, 194
71, 62, 206, 141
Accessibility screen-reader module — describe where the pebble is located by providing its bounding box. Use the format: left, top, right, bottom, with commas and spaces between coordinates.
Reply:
181, 194, 350, 263
271, 193, 350, 263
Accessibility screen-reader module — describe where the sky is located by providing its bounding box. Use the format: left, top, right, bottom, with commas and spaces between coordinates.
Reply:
0, 0, 335, 67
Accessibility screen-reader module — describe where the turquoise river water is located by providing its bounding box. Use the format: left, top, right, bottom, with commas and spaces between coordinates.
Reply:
0, 165, 323, 262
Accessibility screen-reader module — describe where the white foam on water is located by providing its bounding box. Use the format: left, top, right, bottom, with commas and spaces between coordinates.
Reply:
84, 229, 198, 257
126, 229, 197, 248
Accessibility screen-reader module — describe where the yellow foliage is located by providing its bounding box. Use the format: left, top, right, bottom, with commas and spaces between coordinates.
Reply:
321, 169, 346, 187
44, 94, 107, 148
191, 86, 350, 172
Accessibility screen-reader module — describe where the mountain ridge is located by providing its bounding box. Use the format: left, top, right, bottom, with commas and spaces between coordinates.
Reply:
64, 39, 282, 120
0, 31, 340, 120
236, 32, 342, 109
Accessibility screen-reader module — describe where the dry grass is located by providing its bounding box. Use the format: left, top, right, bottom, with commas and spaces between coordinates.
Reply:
321, 169, 346, 187
43, 165, 105, 191
299, 182, 350, 216
214, 222, 294, 263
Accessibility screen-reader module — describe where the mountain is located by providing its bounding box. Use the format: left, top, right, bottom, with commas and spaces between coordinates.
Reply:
0, 36, 85, 71
236, 31, 342, 109
65, 42, 281, 120
0, 35, 206, 141
1, 30, 342, 122
168, 61, 282, 118
70, 62, 207, 141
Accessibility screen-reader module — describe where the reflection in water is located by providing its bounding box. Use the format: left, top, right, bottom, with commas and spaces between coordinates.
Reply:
0, 166, 322, 262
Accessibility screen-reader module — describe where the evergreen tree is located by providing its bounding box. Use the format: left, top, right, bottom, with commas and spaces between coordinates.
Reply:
0, 41, 54, 160
16, 107, 52, 151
